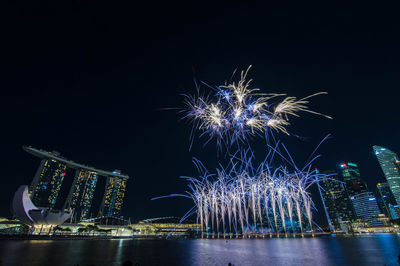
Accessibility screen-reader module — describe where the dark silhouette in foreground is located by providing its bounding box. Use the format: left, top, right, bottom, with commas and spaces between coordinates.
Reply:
73, 261, 138, 266
122, 261, 133, 266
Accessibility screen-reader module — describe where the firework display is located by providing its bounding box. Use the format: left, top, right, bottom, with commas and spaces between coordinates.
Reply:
182, 154, 322, 238
182, 66, 331, 148
157, 66, 331, 238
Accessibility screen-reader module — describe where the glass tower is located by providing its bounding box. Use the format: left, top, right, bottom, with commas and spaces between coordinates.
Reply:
319, 170, 355, 231
99, 176, 127, 217
373, 146, 400, 205
64, 169, 99, 221
29, 158, 67, 209
340, 162, 368, 198
376, 182, 398, 219
350, 192, 383, 226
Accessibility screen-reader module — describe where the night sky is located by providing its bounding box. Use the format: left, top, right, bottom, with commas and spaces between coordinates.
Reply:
1, 2, 400, 225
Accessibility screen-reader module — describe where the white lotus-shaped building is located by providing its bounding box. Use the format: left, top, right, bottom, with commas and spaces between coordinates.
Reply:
12, 185, 71, 225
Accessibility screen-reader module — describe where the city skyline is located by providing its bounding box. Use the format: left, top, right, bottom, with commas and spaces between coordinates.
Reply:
318, 156, 398, 232
1, 2, 400, 265
13, 143, 400, 227
7, 139, 400, 240
1, 2, 400, 224
4, 142, 400, 226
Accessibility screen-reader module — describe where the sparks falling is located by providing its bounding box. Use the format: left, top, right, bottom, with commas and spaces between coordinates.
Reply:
154, 147, 332, 238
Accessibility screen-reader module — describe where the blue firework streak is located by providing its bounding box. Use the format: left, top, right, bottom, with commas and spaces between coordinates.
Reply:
181, 66, 331, 150
153, 141, 335, 238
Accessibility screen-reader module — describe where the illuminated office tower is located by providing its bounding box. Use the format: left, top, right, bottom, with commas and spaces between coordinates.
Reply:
99, 175, 127, 217
64, 170, 99, 221
340, 162, 368, 198
350, 192, 383, 226
373, 146, 400, 205
389, 205, 400, 220
29, 158, 67, 209
318, 170, 355, 231
376, 182, 398, 219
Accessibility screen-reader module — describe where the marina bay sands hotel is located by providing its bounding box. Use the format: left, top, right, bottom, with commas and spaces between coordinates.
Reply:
23, 146, 129, 222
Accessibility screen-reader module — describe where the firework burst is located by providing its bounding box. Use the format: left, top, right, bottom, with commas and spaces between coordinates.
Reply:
182, 66, 331, 149
155, 66, 333, 239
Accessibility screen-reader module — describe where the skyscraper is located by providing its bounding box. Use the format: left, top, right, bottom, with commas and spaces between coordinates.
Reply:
376, 182, 398, 219
99, 174, 127, 217
29, 157, 67, 209
64, 169, 99, 221
350, 192, 383, 227
340, 162, 368, 197
318, 170, 355, 231
24, 146, 130, 218
373, 146, 400, 205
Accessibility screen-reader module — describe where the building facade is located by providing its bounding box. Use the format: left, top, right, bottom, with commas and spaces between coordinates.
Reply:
318, 170, 355, 231
24, 146, 130, 221
376, 182, 398, 219
29, 157, 67, 209
340, 162, 368, 198
64, 169, 99, 221
99, 175, 127, 217
351, 192, 383, 227
373, 146, 400, 205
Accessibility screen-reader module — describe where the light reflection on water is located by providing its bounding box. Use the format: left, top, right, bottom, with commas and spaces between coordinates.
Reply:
0, 234, 399, 265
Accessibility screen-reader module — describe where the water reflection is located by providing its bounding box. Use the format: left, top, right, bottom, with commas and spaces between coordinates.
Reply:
191, 238, 338, 266
0, 235, 398, 265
